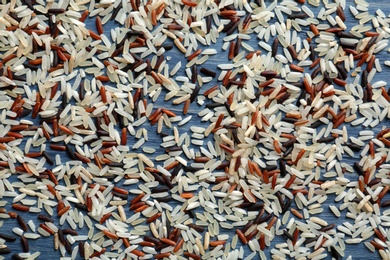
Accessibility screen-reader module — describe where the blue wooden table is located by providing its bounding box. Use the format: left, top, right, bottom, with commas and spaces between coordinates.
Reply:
1, 0, 390, 259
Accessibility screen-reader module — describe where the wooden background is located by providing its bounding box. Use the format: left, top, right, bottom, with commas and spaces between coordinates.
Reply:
1, 0, 390, 259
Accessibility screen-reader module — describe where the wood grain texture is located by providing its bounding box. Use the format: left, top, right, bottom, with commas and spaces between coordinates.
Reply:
1, 0, 390, 259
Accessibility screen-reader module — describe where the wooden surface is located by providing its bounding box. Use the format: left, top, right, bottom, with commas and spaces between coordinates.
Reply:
1, 0, 390, 259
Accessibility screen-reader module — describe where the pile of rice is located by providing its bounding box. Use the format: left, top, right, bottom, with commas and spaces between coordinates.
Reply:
0, 0, 390, 259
